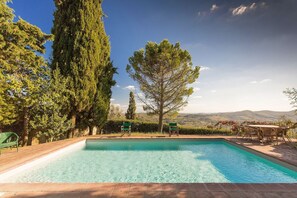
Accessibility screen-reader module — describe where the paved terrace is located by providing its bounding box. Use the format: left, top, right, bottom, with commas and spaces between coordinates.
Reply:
0, 135, 297, 198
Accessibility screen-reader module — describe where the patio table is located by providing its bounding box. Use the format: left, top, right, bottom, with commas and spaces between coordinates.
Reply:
248, 125, 289, 144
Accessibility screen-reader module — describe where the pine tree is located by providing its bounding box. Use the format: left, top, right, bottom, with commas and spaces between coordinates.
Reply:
284, 88, 297, 113
0, 0, 52, 144
127, 40, 200, 132
0, 0, 17, 130
52, 0, 112, 136
0, 74, 16, 130
125, 91, 136, 120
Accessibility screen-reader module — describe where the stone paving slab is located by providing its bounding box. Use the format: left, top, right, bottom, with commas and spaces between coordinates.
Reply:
1, 183, 297, 198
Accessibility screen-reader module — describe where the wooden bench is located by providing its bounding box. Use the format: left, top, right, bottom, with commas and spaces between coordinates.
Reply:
0, 132, 19, 154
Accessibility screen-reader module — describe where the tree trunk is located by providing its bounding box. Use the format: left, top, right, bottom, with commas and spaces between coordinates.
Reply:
159, 67, 164, 133
68, 113, 76, 138
158, 113, 164, 133
22, 106, 29, 146
27, 130, 35, 146
89, 126, 97, 135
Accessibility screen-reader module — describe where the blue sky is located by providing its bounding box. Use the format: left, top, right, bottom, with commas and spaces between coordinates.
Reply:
9, 0, 297, 113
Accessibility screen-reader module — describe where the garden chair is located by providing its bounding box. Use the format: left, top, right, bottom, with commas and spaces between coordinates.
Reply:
260, 128, 278, 145
278, 123, 297, 148
0, 132, 19, 155
241, 126, 259, 141
121, 122, 131, 137
169, 122, 179, 137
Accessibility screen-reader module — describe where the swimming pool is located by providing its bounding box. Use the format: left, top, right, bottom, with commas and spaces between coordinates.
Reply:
1, 139, 297, 183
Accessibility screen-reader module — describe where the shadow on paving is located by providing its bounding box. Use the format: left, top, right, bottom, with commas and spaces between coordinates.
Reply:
228, 137, 297, 166
3, 190, 297, 198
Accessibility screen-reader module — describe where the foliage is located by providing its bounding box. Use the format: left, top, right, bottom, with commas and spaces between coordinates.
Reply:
125, 91, 136, 120
0, 0, 16, 128
0, 0, 52, 145
103, 120, 231, 135
78, 61, 117, 133
127, 39, 200, 132
284, 88, 297, 112
52, 0, 112, 134
0, 81, 16, 128
108, 104, 123, 120
30, 69, 73, 142
276, 115, 294, 127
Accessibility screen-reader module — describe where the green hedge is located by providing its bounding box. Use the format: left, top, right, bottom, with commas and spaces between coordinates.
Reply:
103, 120, 231, 135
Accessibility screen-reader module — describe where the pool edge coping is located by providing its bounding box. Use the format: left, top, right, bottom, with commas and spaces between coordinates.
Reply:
0, 139, 87, 175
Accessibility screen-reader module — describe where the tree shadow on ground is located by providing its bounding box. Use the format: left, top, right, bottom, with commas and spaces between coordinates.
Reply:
228, 137, 297, 166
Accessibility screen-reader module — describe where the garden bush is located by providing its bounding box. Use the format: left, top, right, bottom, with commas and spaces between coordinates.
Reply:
103, 120, 232, 135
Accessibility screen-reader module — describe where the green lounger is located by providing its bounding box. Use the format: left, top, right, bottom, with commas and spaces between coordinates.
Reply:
121, 122, 131, 137
0, 132, 19, 154
169, 122, 179, 137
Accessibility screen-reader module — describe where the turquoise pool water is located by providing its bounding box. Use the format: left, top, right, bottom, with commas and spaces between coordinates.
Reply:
3, 139, 297, 183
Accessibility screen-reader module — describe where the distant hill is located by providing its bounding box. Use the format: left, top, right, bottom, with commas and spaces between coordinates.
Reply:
136, 110, 297, 127
178, 110, 297, 126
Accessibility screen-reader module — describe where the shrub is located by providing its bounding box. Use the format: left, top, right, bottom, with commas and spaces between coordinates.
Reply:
102, 120, 231, 135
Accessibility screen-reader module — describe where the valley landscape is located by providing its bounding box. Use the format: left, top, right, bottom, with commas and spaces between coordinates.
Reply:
137, 110, 297, 127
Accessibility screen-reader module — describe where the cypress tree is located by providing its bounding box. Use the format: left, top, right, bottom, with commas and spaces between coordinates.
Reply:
78, 61, 116, 134
52, 0, 111, 136
125, 91, 136, 120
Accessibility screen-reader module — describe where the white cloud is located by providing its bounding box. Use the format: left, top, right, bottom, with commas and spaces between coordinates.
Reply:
249, 79, 272, 84
116, 85, 120, 88
124, 85, 135, 91
199, 4, 219, 17
211, 90, 217, 93
260, 79, 272, 83
232, 5, 248, 16
231, 2, 258, 16
111, 103, 127, 111
110, 98, 115, 101
200, 66, 210, 71
111, 103, 123, 109
210, 4, 219, 12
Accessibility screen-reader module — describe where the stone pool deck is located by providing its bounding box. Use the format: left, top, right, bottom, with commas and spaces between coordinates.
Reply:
0, 135, 297, 197
1, 183, 297, 198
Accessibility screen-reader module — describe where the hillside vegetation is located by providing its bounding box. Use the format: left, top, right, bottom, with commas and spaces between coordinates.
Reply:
136, 110, 297, 127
